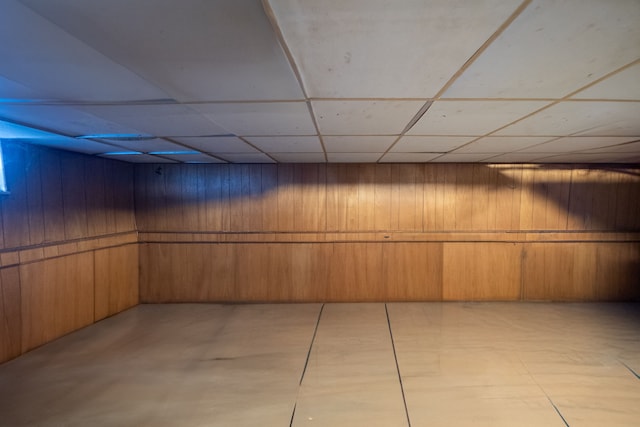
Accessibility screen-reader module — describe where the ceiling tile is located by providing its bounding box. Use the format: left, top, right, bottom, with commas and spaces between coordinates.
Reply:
496, 101, 640, 136
192, 102, 316, 136
482, 152, 554, 163
22, 0, 303, 102
0, 105, 141, 137
155, 153, 225, 163
518, 136, 640, 153
326, 153, 383, 163
92, 138, 190, 154
0, 75, 42, 100
313, 100, 423, 135
269, 153, 326, 163
171, 136, 259, 154
454, 136, 556, 153
572, 63, 640, 100
269, 0, 522, 98
444, 0, 640, 98
99, 153, 177, 163
26, 138, 119, 155
0, 1, 168, 102
408, 101, 549, 135
380, 153, 441, 163
391, 136, 475, 153
218, 153, 275, 163
430, 153, 494, 162
323, 136, 396, 153
80, 104, 229, 137
583, 140, 640, 154
534, 153, 624, 163
245, 136, 322, 153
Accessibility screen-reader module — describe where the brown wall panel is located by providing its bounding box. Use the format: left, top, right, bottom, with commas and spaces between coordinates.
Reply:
443, 242, 522, 301
20, 252, 95, 352
136, 163, 640, 302
0, 142, 138, 363
0, 267, 21, 363
94, 244, 139, 321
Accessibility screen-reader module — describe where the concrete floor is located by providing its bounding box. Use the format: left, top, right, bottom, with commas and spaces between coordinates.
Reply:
0, 302, 639, 426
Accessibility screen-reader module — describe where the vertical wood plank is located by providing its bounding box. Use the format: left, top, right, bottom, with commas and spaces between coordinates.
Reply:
85, 156, 108, 236
0, 266, 21, 363
443, 242, 522, 300
25, 147, 45, 245
374, 164, 391, 231
61, 153, 88, 239
1, 142, 31, 247
20, 253, 94, 352
94, 244, 139, 321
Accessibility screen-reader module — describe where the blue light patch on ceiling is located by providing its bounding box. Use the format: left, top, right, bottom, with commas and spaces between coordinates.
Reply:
0, 119, 66, 140
102, 151, 143, 156
148, 151, 200, 155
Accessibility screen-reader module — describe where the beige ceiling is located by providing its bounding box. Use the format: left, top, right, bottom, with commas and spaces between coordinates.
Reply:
0, 0, 639, 164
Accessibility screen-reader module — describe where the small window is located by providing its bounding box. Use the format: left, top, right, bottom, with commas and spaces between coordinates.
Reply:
0, 142, 8, 194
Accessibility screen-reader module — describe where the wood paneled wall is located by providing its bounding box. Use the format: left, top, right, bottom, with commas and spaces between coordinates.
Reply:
0, 142, 138, 363
136, 164, 640, 303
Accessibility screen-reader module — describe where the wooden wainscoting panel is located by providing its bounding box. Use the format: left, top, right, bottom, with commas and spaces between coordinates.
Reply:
0, 267, 21, 363
382, 242, 443, 300
20, 252, 94, 352
522, 243, 599, 300
595, 243, 640, 301
443, 242, 522, 300
94, 244, 139, 321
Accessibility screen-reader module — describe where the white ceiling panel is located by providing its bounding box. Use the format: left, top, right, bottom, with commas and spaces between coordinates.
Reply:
245, 136, 322, 153
80, 104, 229, 137
99, 153, 177, 163
608, 154, 640, 163
21, 138, 118, 155
269, 153, 326, 163
391, 136, 475, 153
218, 153, 276, 163
518, 136, 640, 153
380, 153, 442, 163
430, 153, 494, 162
572, 63, 640, 101
323, 136, 396, 153
313, 101, 423, 135
171, 136, 259, 154
454, 136, 556, 153
1, 1, 168, 102
155, 153, 225, 163
408, 101, 549, 135
496, 101, 640, 137
0, 75, 42, 100
534, 153, 624, 163
268, 0, 522, 98
483, 152, 555, 163
192, 102, 316, 136
444, 0, 640, 98
583, 141, 640, 154
326, 153, 383, 163
22, 0, 303, 102
94, 138, 190, 154
0, 105, 142, 137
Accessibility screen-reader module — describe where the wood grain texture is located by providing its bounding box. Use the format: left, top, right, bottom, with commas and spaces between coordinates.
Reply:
0, 267, 21, 363
20, 252, 95, 352
135, 163, 639, 302
443, 242, 522, 301
94, 244, 139, 321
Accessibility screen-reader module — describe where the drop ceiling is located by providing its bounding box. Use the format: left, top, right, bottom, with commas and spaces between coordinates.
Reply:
0, 0, 638, 164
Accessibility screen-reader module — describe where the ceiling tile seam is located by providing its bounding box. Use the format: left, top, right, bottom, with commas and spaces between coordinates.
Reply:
261, 0, 309, 101
566, 58, 640, 99
160, 137, 228, 163
305, 101, 328, 162
233, 136, 279, 163
261, 1, 328, 162
378, 0, 533, 163
18, 2, 181, 105
433, 0, 533, 99
512, 135, 640, 155
443, 60, 640, 155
